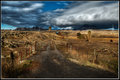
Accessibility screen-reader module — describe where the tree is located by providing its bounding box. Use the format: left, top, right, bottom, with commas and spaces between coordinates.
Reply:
49, 26, 51, 31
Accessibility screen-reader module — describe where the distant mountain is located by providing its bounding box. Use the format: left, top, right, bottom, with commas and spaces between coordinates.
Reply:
73, 24, 97, 30
15, 27, 46, 31
73, 24, 118, 30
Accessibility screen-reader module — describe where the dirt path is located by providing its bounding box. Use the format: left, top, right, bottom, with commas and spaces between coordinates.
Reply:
26, 41, 117, 78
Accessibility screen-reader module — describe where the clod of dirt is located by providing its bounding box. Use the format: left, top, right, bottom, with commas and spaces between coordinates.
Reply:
110, 39, 113, 42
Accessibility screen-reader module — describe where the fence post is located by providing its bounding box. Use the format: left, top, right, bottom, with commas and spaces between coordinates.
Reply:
18, 52, 20, 64
30, 47, 31, 55
77, 47, 79, 59
35, 41, 37, 52
32, 46, 35, 54
31, 46, 32, 55
10, 51, 15, 67
29, 47, 30, 56
65, 42, 67, 52
66, 42, 67, 52
93, 49, 98, 63
82, 52, 83, 58
87, 51, 88, 60
20, 52, 22, 61
17, 53, 19, 64
26, 48, 27, 57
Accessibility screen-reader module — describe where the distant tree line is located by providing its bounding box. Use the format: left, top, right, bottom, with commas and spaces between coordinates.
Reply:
15, 26, 47, 31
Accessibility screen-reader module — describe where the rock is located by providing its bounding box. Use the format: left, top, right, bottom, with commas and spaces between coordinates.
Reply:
110, 39, 113, 42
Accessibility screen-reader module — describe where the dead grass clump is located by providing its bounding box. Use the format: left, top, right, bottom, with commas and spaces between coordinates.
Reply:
2, 59, 32, 78
28, 61, 42, 73
2, 63, 28, 78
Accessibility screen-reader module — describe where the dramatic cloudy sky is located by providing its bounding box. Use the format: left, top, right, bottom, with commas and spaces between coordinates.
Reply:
1, 1, 119, 30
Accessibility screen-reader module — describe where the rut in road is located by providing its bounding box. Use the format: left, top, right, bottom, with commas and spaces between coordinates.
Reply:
26, 41, 117, 78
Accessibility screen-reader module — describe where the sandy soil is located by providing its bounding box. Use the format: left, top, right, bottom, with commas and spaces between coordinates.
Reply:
1, 30, 118, 78
24, 40, 117, 78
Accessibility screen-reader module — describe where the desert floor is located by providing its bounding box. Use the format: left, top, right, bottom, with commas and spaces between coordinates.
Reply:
1, 30, 118, 78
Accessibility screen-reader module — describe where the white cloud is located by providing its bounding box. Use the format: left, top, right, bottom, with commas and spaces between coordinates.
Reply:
57, 26, 73, 30
63, 3, 69, 5
2, 6, 10, 9
56, 2, 69, 5
54, 9, 65, 12
14, 21, 21, 24
2, 6, 20, 12
53, 1, 119, 25
62, 26, 73, 30
2, 1, 28, 5
56, 2, 61, 5
2, 2, 44, 12
22, 3, 44, 12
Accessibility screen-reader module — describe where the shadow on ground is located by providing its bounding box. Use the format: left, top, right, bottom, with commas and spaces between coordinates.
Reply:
22, 42, 118, 78
25, 51, 117, 78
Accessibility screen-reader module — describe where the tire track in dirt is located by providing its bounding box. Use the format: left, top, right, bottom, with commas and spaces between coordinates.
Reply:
26, 40, 117, 78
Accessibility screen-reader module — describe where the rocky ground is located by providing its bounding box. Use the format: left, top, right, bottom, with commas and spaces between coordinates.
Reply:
1, 30, 118, 78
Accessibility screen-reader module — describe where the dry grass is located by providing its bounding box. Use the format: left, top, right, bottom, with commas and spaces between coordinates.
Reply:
1, 30, 118, 77
2, 59, 32, 78
56, 36, 118, 74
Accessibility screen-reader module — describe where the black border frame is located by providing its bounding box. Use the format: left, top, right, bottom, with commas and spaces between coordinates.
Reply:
0, 0, 119, 80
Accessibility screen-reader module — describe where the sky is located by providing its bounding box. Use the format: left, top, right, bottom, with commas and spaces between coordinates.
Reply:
1, 1, 119, 30
1, 23, 17, 30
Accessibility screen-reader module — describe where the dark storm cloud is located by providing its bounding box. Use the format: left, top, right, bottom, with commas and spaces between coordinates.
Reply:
2, 1, 44, 27
52, 1, 119, 29
2, 1, 119, 30
2, 1, 31, 8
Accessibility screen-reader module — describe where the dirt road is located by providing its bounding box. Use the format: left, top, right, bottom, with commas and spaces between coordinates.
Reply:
26, 41, 117, 78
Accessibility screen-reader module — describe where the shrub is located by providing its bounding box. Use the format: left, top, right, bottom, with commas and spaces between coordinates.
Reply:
77, 33, 82, 39
2, 60, 31, 78
77, 32, 85, 39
